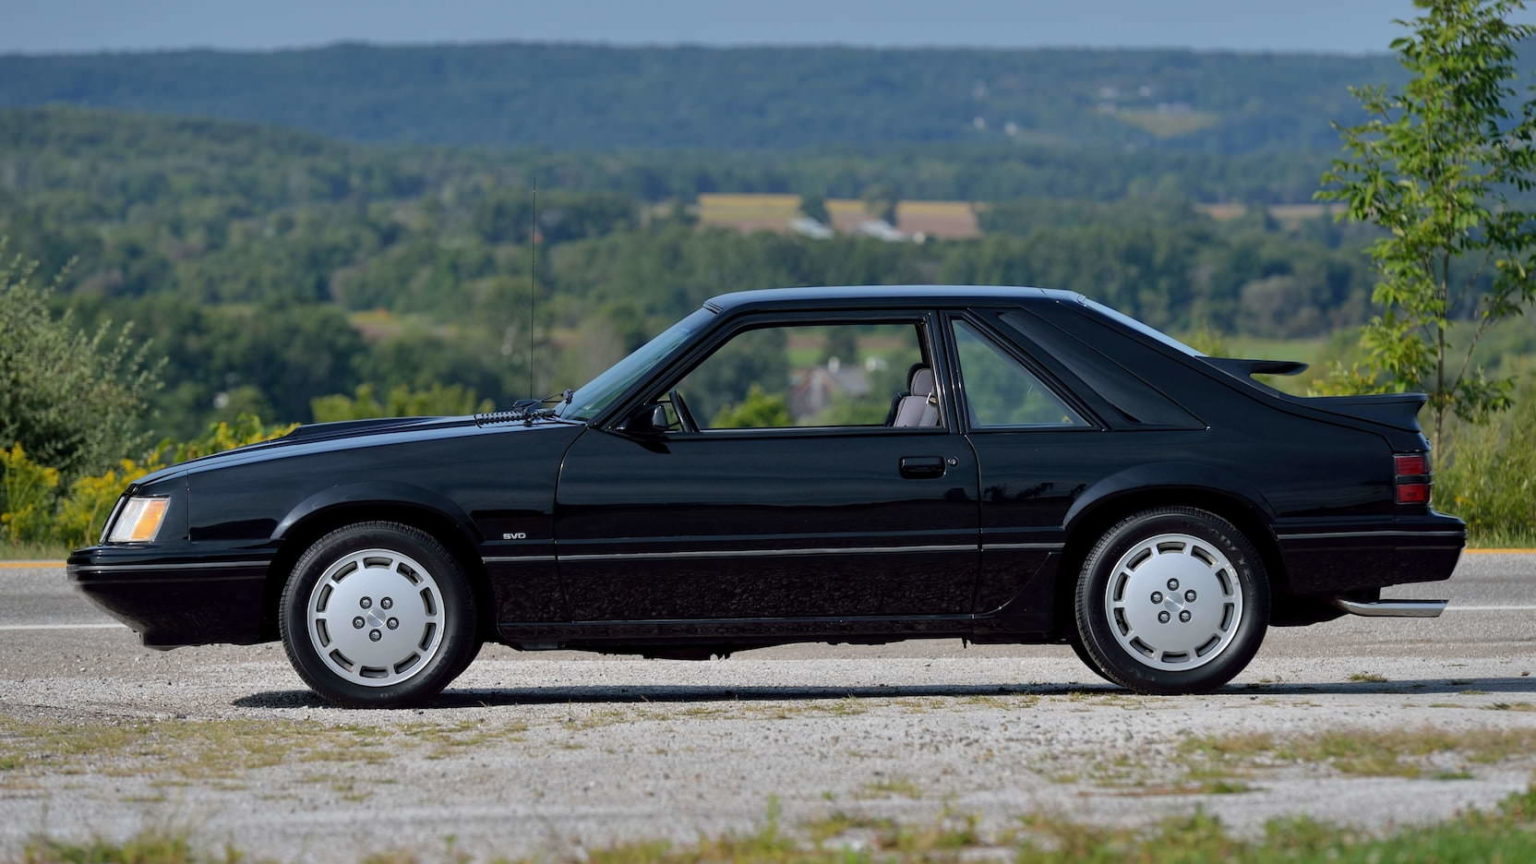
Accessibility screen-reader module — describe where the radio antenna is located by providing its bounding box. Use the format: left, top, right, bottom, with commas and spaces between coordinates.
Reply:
527, 184, 538, 400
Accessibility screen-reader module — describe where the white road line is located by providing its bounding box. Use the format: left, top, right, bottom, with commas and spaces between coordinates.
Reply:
1443, 605, 1536, 612
0, 623, 121, 631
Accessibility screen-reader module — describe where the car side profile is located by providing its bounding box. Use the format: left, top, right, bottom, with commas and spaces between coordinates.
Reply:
69, 286, 1465, 707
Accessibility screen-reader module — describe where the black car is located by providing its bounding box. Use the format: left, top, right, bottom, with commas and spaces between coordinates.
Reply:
69, 287, 1464, 706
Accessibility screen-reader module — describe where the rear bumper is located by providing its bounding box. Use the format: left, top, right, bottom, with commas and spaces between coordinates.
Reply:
1274, 512, 1465, 596
67, 546, 273, 648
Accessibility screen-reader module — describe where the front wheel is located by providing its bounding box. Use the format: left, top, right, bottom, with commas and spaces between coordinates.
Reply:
279, 522, 479, 708
1073, 507, 1269, 695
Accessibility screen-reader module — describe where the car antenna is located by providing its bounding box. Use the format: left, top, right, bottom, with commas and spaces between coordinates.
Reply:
527, 184, 538, 401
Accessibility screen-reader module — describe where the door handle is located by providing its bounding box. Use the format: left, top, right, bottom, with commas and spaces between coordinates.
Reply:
899, 456, 947, 479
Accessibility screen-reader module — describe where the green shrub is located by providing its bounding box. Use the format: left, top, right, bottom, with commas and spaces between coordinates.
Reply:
0, 251, 161, 476
710, 385, 792, 429
0, 444, 60, 545
1, 415, 295, 550
1438, 365, 1536, 546
311, 383, 491, 423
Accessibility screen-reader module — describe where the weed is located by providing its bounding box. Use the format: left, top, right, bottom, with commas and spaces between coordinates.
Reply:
856, 775, 924, 799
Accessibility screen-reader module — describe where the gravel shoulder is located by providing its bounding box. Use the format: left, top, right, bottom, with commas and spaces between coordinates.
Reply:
1, 555, 1533, 860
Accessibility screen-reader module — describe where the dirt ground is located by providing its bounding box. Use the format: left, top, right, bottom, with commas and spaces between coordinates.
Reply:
1, 554, 1533, 860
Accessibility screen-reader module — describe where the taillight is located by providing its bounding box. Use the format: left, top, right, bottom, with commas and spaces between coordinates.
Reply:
1394, 452, 1431, 505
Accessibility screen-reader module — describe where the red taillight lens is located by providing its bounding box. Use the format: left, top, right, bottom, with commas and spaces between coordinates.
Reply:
1393, 452, 1432, 505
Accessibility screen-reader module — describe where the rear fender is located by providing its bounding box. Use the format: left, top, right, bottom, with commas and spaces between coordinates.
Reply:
1064, 462, 1277, 530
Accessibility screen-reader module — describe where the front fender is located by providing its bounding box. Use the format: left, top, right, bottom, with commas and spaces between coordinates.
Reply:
272, 481, 480, 544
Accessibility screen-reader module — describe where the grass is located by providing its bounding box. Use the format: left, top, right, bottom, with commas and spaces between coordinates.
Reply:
1463, 529, 1536, 549
855, 775, 924, 800
1177, 726, 1536, 780
0, 542, 72, 561
19, 786, 1536, 862
0, 716, 405, 780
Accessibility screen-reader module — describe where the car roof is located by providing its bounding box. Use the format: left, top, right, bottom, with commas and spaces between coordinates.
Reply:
703, 285, 1085, 313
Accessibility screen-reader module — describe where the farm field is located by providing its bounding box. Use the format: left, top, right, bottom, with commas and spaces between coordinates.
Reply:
694, 194, 1343, 238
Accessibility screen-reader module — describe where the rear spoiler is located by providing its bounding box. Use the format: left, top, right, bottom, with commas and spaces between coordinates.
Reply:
1202, 357, 1308, 377
1200, 356, 1426, 432
1301, 392, 1428, 431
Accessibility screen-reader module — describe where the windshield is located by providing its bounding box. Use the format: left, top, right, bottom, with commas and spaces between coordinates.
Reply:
556, 307, 716, 422
1081, 297, 1205, 357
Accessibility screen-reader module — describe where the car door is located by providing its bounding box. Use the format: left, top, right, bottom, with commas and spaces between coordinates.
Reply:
943, 311, 1107, 616
554, 310, 981, 621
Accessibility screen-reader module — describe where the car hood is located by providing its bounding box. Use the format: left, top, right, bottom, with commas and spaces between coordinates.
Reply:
130, 415, 578, 488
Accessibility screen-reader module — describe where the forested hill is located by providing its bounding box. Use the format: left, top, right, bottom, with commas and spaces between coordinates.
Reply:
2, 103, 1396, 439
0, 42, 1403, 153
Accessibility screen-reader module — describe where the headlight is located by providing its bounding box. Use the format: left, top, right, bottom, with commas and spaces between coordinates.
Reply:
107, 497, 170, 543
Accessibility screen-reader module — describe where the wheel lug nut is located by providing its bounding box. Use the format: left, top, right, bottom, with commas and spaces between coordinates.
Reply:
1185, 590, 1197, 602
1167, 579, 1180, 590
1179, 610, 1192, 623
1158, 611, 1171, 624
1151, 591, 1163, 603
352, 617, 365, 629
381, 597, 393, 610
360, 597, 372, 609
369, 629, 382, 642
387, 618, 399, 630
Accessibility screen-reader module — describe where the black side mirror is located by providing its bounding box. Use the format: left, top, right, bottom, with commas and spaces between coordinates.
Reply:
619, 403, 669, 437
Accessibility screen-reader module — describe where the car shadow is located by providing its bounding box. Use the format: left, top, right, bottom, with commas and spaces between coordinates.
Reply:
232, 676, 1536, 710
234, 681, 1096, 709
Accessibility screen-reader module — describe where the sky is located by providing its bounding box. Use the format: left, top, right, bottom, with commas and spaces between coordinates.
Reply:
0, 0, 1449, 55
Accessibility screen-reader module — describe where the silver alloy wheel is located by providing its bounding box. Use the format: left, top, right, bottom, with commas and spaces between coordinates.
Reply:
306, 548, 446, 687
1103, 533, 1244, 672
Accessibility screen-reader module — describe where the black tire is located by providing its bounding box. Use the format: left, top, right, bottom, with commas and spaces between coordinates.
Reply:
1073, 507, 1269, 695
1067, 633, 1112, 685
279, 521, 479, 708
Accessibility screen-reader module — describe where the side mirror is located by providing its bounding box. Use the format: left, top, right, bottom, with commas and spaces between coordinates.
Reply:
619, 403, 669, 437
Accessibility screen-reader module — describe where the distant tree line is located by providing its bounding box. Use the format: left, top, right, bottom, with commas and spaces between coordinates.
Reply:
0, 106, 1467, 440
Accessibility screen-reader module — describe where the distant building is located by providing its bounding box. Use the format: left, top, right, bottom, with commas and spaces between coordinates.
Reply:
856, 219, 909, 242
788, 216, 834, 239
789, 360, 870, 420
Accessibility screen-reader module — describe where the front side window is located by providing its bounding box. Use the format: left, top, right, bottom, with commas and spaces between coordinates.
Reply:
953, 320, 1086, 429
672, 321, 933, 430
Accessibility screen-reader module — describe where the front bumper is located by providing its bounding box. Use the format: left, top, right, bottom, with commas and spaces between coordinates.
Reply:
1274, 512, 1466, 596
67, 546, 273, 648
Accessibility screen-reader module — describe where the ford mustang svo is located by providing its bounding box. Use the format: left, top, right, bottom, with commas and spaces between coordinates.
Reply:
69, 287, 1464, 706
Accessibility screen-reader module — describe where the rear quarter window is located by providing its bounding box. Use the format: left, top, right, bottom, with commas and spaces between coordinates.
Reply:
995, 308, 1204, 429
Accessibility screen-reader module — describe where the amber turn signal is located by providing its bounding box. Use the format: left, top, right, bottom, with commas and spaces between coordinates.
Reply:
107, 497, 169, 543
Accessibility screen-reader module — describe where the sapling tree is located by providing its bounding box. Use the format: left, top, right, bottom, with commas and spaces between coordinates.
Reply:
1318, 0, 1536, 449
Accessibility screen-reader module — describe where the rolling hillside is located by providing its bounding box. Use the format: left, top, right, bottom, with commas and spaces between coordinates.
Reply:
0, 42, 1404, 153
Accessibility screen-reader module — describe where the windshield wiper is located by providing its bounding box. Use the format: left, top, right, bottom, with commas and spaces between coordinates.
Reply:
475, 389, 573, 426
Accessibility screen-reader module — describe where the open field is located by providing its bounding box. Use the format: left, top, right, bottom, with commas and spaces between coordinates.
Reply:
1, 554, 1535, 861
695, 195, 982, 238
693, 194, 1346, 239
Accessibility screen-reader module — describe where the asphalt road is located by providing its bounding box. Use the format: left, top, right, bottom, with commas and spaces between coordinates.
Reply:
0, 553, 1533, 860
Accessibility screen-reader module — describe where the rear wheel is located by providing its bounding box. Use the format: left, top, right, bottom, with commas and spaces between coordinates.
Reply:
279, 522, 479, 708
1073, 507, 1269, 695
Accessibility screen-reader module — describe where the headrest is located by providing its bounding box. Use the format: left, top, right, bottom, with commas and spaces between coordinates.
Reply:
909, 365, 935, 396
